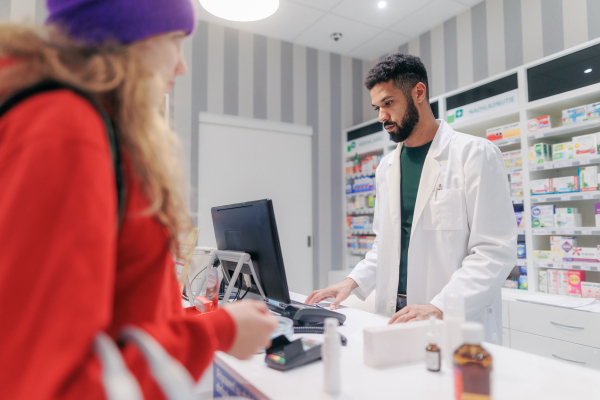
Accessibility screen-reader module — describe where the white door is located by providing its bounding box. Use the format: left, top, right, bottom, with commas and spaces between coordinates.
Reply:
197, 113, 313, 295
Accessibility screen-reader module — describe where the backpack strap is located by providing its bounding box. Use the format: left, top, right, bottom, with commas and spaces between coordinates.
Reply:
0, 81, 126, 227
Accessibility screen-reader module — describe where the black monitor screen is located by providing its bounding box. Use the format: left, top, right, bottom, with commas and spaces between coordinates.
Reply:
211, 199, 290, 304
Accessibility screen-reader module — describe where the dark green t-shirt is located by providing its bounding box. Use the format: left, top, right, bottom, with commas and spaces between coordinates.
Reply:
398, 141, 432, 295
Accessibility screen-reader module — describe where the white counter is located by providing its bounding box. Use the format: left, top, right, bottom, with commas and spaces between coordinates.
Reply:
213, 292, 600, 400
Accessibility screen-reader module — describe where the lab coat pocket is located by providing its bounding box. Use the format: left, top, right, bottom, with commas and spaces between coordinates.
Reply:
423, 188, 463, 230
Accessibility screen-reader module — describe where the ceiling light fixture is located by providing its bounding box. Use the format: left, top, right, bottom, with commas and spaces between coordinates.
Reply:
199, 0, 279, 22
378, 1, 387, 8
585, 68, 593, 73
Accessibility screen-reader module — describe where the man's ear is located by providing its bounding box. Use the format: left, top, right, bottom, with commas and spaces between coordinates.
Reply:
413, 82, 427, 104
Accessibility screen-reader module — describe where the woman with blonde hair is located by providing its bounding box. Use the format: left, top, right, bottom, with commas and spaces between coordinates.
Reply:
0, 1, 277, 398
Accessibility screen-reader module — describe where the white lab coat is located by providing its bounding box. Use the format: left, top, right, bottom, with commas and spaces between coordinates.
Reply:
348, 120, 517, 344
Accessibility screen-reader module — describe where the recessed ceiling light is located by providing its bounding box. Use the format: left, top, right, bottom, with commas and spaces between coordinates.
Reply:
200, 0, 279, 22
585, 68, 593, 74
378, 1, 387, 8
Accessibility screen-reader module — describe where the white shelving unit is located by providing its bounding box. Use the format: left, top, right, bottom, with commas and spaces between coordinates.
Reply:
342, 38, 600, 301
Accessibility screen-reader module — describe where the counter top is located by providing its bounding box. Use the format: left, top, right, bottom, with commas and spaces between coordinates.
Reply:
214, 292, 600, 400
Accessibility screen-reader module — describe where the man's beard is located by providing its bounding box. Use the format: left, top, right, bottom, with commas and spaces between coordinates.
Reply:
384, 97, 420, 143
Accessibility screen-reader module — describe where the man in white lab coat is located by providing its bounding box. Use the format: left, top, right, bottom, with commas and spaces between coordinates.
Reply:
306, 54, 516, 343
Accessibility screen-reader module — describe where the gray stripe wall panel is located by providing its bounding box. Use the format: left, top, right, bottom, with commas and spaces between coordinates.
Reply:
541, 0, 564, 57
471, 1, 488, 82
330, 53, 343, 272
306, 48, 319, 289
281, 41, 294, 123
0, 1, 10, 20
419, 32, 432, 83
398, 43, 409, 55
588, 0, 600, 40
444, 17, 459, 92
190, 21, 209, 224
503, 0, 524, 70
223, 28, 239, 116
352, 58, 363, 126
253, 35, 268, 119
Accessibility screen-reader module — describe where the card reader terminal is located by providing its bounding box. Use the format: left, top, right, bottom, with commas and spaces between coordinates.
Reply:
266, 299, 346, 327
265, 334, 346, 371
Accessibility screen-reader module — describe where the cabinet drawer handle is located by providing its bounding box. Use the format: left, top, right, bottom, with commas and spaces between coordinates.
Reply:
551, 354, 587, 365
550, 321, 585, 331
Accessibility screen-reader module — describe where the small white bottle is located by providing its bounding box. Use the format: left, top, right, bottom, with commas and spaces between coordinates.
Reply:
443, 293, 465, 368
322, 318, 341, 395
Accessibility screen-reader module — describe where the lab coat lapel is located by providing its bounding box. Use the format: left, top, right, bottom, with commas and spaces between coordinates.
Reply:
410, 121, 452, 240
387, 143, 402, 244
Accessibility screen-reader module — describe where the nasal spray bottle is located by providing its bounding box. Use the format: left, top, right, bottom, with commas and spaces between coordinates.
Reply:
443, 293, 465, 368
322, 318, 341, 395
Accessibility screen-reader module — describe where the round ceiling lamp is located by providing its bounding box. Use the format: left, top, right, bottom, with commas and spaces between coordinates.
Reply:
199, 0, 279, 22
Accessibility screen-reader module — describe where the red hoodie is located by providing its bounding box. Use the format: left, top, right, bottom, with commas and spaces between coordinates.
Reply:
0, 87, 235, 399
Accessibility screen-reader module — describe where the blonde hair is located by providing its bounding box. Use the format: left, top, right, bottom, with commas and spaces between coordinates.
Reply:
0, 24, 191, 251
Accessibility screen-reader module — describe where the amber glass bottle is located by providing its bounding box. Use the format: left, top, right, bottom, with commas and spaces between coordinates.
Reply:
453, 323, 492, 400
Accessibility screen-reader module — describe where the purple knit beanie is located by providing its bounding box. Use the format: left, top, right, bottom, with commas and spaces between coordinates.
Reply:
46, 0, 197, 45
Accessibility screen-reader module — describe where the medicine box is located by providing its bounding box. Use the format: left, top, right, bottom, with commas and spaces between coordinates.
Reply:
534, 250, 552, 261
539, 270, 548, 293
558, 270, 570, 295
559, 237, 577, 261
517, 242, 526, 259
587, 102, 600, 119
503, 122, 521, 138
510, 172, 523, 183
528, 146, 535, 165
571, 247, 596, 263
581, 281, 600, 300
502, 152, 510, 168
579, 166, 598, 191
508, 150, 522, 168
552, 176, 578, 193
502, 280, 518, 289
550, 236, 563, 261
554, 213, 582, 228
562, 106, 587, 125
527, 115, 551, 133
533, 143, 552, 164
548, 270, 559, 294
567, 270, 586, 297
486, 126, 503, 141
511, 183, 523, 198
552, 142, 574, 161
556, 207, 578, 214
573, 134, 597, 157
530, 178, 553, 195
532, 205, 555, 218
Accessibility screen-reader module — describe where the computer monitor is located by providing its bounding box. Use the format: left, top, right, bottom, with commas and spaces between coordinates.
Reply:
211, 199, 291, 304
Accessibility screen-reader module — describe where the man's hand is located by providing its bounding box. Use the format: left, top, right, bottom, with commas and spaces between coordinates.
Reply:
223, 300, 278, 360
304, 278, 358, 310
388, 304, 442, 324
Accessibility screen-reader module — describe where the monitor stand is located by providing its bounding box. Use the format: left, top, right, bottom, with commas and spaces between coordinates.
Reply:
195, 250, 266, 306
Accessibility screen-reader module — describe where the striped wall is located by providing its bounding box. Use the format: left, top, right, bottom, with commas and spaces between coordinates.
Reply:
176, 21, 374, 289
387, 0, 600, 97
5, 0, 600, 290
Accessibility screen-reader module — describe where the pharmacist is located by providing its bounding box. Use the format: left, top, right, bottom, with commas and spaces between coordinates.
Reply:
306, 54, 517, 343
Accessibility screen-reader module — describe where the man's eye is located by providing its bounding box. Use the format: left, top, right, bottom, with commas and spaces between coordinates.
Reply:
374, 107, 379, 112
386, 101, 392, 106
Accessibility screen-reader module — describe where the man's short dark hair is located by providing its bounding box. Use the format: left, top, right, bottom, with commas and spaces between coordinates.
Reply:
364, 54, 429, 101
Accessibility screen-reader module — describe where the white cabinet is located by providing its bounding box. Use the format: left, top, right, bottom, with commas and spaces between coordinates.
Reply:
511, 330, 600, 370
509, 300, 600, 349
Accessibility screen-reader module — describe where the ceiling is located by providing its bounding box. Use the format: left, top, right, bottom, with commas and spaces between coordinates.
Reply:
195, 0, 483, 61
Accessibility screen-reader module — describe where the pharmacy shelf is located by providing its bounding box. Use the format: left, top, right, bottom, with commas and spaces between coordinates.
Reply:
346, 171, 376, 179
348, 248, 370, 255
506, 167, 523, 175
348, 229, 374, 235
512, 197, 524, 204
516, 258, 527, 267
534, 261, 600, 272
529, 155, 600, 171
346, 190, 376, 198
530, 192, 600, 203
527, 118, 600, 141
517, 229, 526, 235
492, 136, 522, 148
532, 227, 600, 235
346, 209, 374, 215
